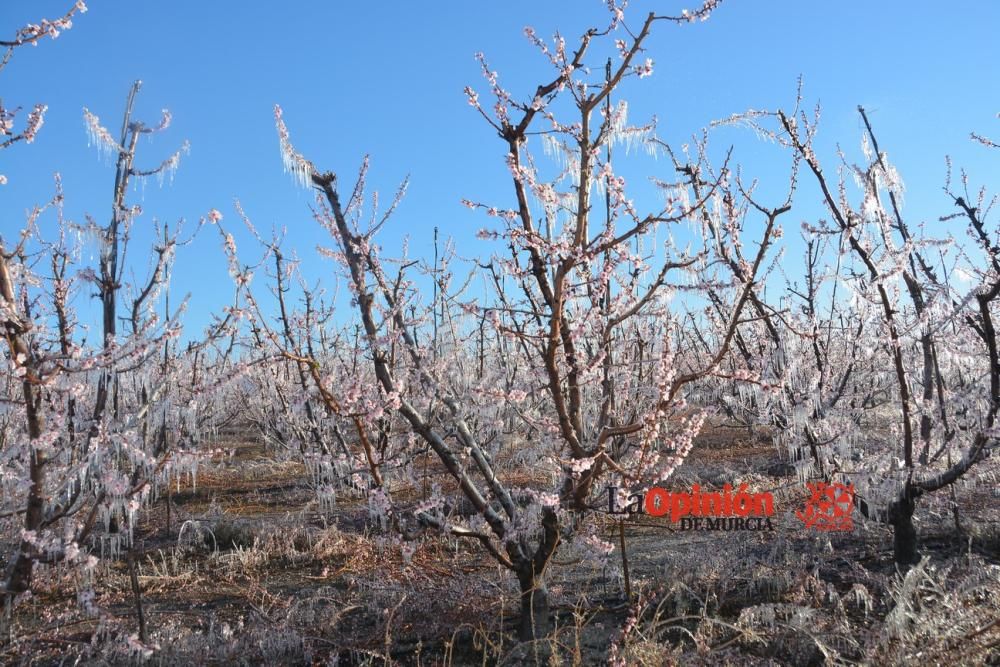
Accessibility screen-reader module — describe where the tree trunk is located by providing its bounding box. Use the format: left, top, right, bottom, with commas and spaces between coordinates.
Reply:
0, 248, 47, 599
4, 445, 44, 597
516, 566, 550, 642
891, 494, 919, 567
513, 506, 559, 641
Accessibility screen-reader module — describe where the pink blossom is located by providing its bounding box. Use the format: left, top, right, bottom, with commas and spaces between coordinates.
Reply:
463, 86, 479, 108
23, 104, 47, 143
536, 492, 560, 508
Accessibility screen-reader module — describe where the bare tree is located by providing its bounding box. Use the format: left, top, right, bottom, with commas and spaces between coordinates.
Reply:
731, 96, 999, 565
267, 1, 790, 640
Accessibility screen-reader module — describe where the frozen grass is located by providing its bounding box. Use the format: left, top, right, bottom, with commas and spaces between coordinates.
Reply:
1, 424, 997, 665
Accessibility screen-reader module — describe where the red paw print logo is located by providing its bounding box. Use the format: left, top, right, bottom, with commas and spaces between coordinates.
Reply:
796, 482, 854, 531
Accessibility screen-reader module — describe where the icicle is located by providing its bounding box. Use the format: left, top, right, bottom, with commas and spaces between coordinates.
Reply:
82, 108, 124, 160
274, 105, 315, 189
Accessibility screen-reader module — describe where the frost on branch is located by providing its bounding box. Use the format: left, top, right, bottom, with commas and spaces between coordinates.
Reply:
83, 108, 125, 159
274, 105, 315, 189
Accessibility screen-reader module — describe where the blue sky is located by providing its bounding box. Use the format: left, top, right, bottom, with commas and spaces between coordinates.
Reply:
3, 1, 998, 338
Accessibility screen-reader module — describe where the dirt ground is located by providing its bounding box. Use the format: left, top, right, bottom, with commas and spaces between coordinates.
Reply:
3, 423, 998, 665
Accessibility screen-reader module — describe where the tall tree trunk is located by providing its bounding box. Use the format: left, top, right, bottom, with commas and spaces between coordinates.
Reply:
512, 506, 559, 641
0, 252, 46, 599
891, 492, 919, 567
516, 564, 550, 641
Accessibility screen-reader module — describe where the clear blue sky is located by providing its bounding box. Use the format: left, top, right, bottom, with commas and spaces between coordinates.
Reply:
3, 1, 998, 337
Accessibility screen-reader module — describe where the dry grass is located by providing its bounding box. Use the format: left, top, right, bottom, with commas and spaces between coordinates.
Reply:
1, 425, 997, 665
